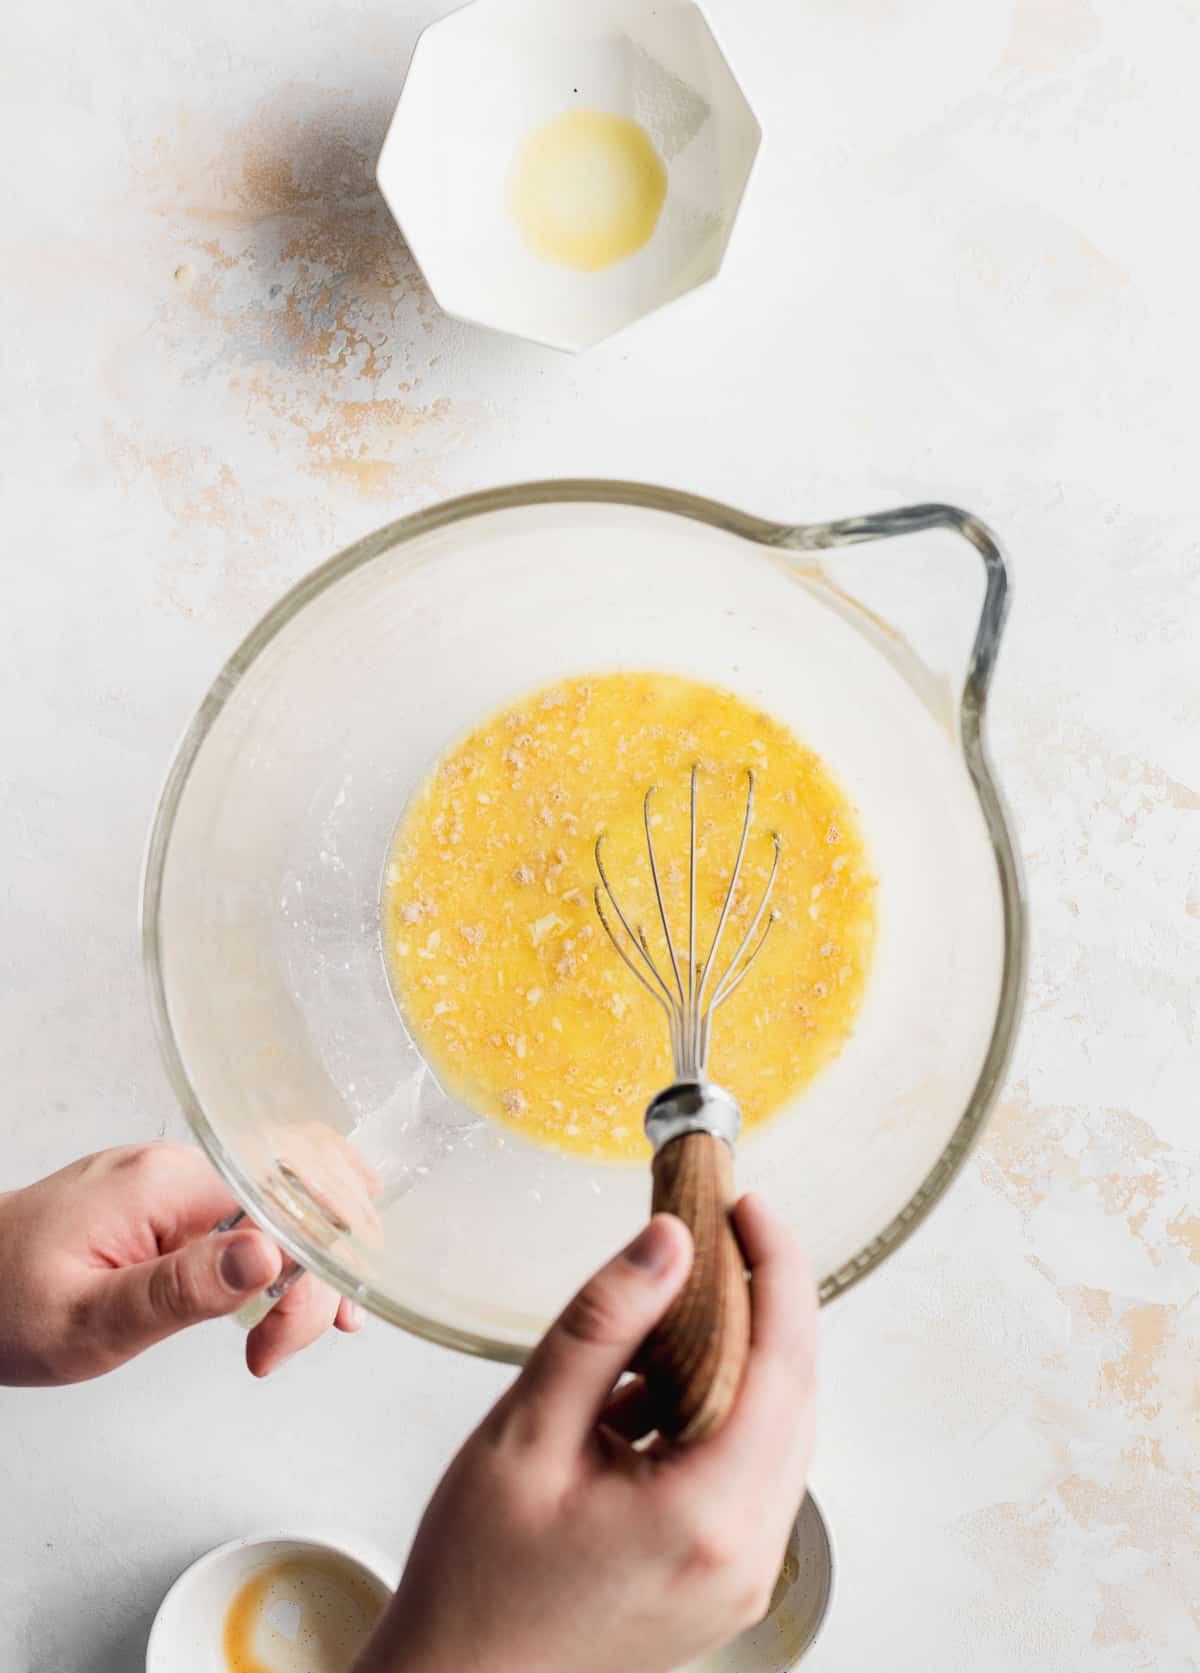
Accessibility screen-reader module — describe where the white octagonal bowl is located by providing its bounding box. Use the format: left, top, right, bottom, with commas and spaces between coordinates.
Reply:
376, 0, 761, 350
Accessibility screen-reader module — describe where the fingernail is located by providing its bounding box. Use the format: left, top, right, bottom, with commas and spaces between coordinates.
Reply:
220, 1235, 276, 1294
344, 1302, 365, 1330
624, 1217, 674, 1274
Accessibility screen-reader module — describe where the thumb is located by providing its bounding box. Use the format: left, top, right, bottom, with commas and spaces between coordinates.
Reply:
513, 1214, 692, 1456
91, 1231, 283, 1363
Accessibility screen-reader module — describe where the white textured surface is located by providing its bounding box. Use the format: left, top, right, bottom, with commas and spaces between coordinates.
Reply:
1, 1, 1196, 1669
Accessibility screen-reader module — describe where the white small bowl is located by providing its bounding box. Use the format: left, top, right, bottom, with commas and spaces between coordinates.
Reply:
146, 1530, 398, 1673
376, 0, 761, 351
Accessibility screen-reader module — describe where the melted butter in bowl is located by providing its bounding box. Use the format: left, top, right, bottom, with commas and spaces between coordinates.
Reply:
508, 109, 667, 271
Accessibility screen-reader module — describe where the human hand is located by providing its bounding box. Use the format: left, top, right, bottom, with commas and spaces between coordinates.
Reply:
0, 1143, 364, 1386
356, 1194, 816, 1673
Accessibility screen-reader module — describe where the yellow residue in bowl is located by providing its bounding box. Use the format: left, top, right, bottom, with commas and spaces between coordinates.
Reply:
508, 109, 667, 271
222, 1555, 385, 1673
384, 673, 875, 1161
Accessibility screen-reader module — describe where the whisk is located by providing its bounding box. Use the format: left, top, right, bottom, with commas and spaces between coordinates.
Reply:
594, 764, 780, 1442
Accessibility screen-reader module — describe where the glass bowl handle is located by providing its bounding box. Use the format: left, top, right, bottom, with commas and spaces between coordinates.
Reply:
212, 1207, 305, 1329
773, 501, 1025, 1190
777, 501, 1009, 714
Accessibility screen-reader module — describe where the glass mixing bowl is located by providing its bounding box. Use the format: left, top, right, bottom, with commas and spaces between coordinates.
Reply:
143, 483, 1025, 1360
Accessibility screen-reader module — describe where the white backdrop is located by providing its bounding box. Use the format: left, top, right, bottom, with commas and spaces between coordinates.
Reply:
1, 0, 1196, 1667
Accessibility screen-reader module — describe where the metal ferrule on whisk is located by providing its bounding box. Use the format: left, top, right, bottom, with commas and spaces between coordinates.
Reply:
594, 764, 781, 1154
643, 1080, 743, 1152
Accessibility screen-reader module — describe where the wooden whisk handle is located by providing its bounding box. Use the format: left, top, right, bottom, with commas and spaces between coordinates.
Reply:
639, 1131, 750, 1444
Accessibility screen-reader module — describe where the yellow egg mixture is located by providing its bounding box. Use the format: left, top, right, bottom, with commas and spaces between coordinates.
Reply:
384, 673, 875, 1162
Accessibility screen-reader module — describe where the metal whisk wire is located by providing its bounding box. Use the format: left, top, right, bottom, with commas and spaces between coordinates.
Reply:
594, 765, 781, 1081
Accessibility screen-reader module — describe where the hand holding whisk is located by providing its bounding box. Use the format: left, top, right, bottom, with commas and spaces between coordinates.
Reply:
595, 764, 780, 1441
